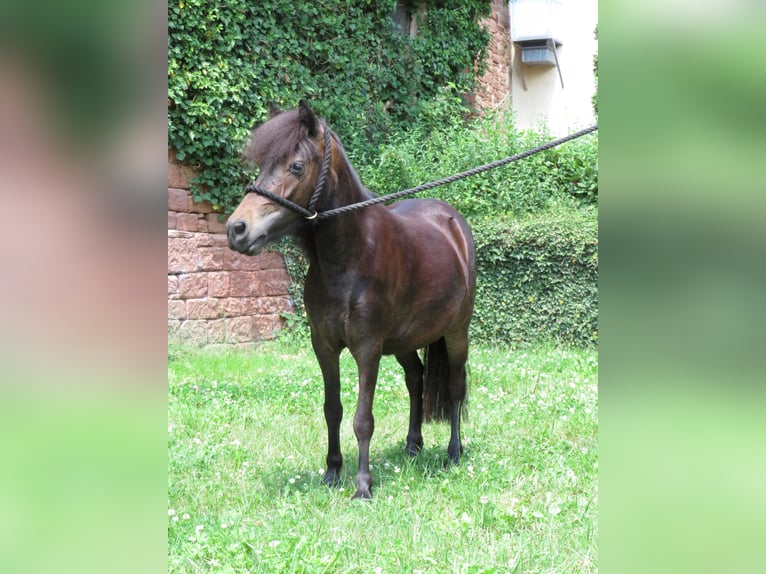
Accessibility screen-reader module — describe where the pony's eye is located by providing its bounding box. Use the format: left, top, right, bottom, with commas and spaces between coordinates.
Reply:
289, 161, 305, 176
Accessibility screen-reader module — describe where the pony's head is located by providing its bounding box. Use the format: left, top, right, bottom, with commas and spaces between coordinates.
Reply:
227, 100, 326, 255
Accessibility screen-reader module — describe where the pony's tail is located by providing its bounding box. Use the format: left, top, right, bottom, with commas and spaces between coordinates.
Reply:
423, 337, 452, 422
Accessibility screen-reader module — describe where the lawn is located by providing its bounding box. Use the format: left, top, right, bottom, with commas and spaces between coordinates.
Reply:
168, 338, 598, 573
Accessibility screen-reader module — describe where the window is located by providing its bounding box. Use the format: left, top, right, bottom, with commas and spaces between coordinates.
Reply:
392, 2, 422, 37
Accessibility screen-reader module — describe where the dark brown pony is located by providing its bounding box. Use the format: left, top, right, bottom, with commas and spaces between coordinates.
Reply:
227, 100, 476, 499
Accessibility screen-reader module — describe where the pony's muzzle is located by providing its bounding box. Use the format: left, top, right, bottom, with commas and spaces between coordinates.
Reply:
226, 218, 253, 253
230, 220, 246, 237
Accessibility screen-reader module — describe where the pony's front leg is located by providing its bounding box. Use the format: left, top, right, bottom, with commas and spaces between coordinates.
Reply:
312, 336, 343, 487
350, 347, 381, 499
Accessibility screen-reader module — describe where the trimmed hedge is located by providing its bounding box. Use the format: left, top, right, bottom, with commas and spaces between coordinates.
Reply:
472, 208, 598, 347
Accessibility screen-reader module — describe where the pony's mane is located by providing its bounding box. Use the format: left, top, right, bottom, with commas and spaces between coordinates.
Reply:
326, 129, 377, 202
242, 109, 318, 167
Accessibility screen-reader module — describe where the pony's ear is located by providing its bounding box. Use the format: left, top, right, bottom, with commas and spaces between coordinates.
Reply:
267, 100, 282, 118
298, 99, 318, 137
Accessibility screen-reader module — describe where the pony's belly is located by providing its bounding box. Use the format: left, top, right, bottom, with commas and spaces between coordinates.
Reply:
380, 316, 457, 355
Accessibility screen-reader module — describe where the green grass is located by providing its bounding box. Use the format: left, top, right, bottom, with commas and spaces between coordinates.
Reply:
168, 339, 598, 573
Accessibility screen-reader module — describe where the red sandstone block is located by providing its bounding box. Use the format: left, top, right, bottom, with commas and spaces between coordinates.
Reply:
194, 233, 214, 247
197, 246, 224, 272
186, 298, 222, 320
208, 319, 227, 344
254, 268, 291, 297
188, 199, 215, 214
167, 319, 181, 337
195, 217, 211, 233
168, 159, 199, 190
210, 233, 229, 247
176, 212, 203, 232
168, 187, 191, 212
178, 273, 208, 298
168, 275, 179, 296
205, 213, 227, 234
219, 298, 242, 317
224, 248, 261, 272
194, 232, 229, 248
256, 251, 285, 270
168, 236, 197, 273
229, 272, 256, 297
177, 319, 210, 344
225, 316, 254, 343
168, 299, 186, 320
264, 296, 293, 315
241, 296, 292, 316
168, 211, 177, 230
238, 298, 259, 316
168, 163, 188, 189
252, 315, 283, 340
207, 272, 230, 297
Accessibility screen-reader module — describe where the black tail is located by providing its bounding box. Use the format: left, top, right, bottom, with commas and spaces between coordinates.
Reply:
423, 337, 452, 422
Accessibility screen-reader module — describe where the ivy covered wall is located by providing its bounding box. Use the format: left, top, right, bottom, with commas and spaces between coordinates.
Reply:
168, 0, 492, 213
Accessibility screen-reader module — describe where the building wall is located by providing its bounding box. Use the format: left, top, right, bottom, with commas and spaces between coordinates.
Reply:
167, 151, 292, 346
509, 0, 598, 135
474, 0, 512, 111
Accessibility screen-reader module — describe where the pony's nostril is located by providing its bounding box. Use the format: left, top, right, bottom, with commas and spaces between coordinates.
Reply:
232, 221, 247, 236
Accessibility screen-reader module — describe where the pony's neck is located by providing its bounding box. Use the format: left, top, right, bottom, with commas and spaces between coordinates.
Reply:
296, 140, 381, 267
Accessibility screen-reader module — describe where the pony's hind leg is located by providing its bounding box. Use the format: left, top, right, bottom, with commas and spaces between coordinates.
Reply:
396, 350, 424, 456
444, 334, 469, 466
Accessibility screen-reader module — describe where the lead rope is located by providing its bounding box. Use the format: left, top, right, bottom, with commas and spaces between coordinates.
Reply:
245, 124, 598, 222
306, 123, 332, 220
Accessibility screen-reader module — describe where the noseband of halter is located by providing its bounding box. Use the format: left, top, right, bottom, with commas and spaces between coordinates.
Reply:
243, 121, 332, 224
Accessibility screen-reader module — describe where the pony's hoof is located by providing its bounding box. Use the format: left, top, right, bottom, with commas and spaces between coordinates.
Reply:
352, 474, 373, 499
405, 440, 423, 457
444, 449, 462, 468
446, 441, 463, 467
352, 488, 372, 500
323, 469, 342, 488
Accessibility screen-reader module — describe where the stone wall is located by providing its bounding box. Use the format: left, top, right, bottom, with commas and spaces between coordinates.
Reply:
167, 152, 292, 345
474, 0, 512, 111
